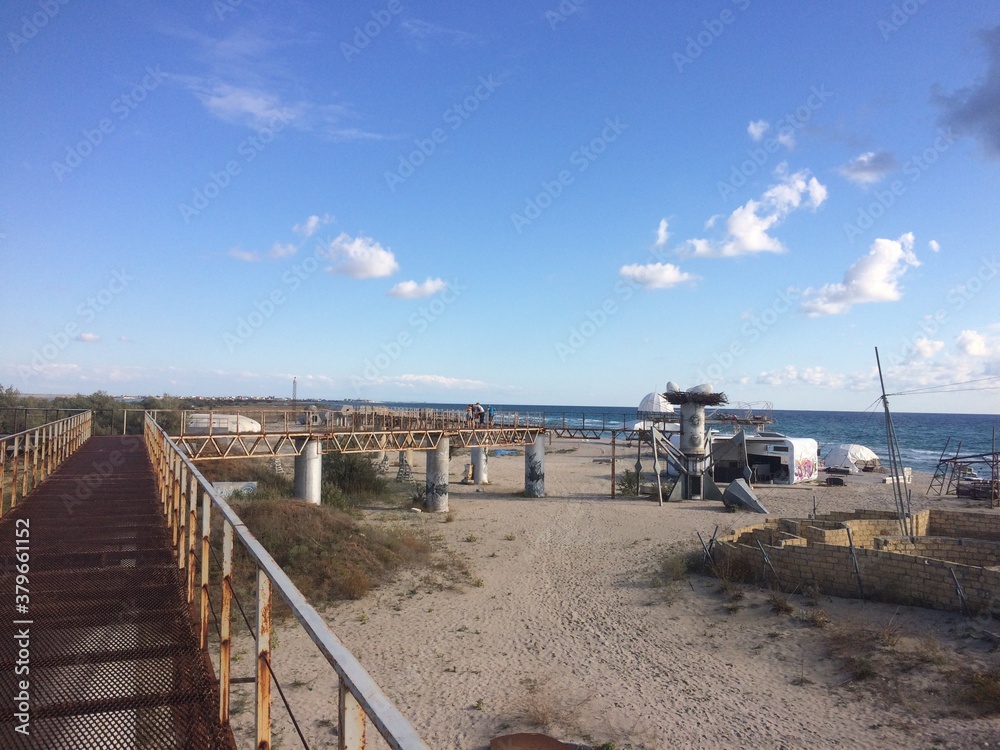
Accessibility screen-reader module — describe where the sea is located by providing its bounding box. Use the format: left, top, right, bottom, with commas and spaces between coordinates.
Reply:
349, 401, 1000, 475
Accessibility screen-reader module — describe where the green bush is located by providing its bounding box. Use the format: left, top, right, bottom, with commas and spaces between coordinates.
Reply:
616, 469, 641, 496
322, 452, 388, 506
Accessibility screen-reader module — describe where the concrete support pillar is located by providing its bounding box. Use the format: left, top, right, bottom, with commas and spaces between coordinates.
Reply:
424, 438, 449, 512
472, 446, 489, 484
405, 449, 415, 469
294, 439, 322, 505
524, 436, 545, 498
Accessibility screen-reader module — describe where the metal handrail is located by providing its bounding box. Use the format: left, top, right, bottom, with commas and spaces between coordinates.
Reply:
143, 412, 429, 750
0, 411, 92, 515
163, 407, 546, 438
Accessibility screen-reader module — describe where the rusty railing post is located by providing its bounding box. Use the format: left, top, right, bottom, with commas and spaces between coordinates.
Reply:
21, 431, 30, 498
159, 441, 169, 513
32, 427, 40, 490
256, 567, 272, 749
220, 520, 234, 725
178, 462, 189, 572
171, 454, 182, 552
200, 483, 211, 650
187, 473, 198, 603
11, 435, 20, 508
339, 679, 367, 750
45, 422, 54, 479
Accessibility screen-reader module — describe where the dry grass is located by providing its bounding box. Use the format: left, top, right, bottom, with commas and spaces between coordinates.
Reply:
769, 589, 794, 615
225, 498, 431, 605
797, 607, 831, 628
513, 676, 592, 732
648, 545, 700, 604
960, 666, 1000, 715
823, 612, 1000, 719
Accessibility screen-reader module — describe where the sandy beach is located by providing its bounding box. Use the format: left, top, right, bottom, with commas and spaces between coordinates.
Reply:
229, 436, 1000, 749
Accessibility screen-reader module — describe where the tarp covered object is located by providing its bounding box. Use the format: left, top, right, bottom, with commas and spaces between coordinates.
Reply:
824, 443, 881, 473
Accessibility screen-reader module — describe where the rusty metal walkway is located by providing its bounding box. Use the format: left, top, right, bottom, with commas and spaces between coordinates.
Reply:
0, 435, 234, 749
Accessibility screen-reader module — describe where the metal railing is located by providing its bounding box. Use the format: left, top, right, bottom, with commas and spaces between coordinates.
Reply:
160, 407, 545, 438
143, 412, 429, 750
0, 411, 92, 514
0, 406, 141, 436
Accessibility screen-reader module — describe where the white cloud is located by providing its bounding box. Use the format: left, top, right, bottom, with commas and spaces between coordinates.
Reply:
929, 239, 941, 253
358, 373, 489, 390
229, 247, 260, 262
619, 262, 696, 289
394, 374, 488, 389
912, 337, 945, 358
655, 218, 670, 247
268, 242, 297, 259
957, 329, 989, 356
748, 120, 770, 141
76, 333, 100, 343
749, 332, 1000, 401
800, 232, 920, 316
389, 278, 448, 299
168, 73, 383, 140
837, 150, 897, 185
682, 165, 827, 258
400, 19, 479, 46
192, 82, 300, 129
326, 233, 399, 279
293, 213, 333, 238
755, 365, 847, 389
747, 119, 794, 148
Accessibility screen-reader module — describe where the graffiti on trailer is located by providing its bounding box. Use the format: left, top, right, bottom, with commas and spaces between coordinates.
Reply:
795, 457, 817, 482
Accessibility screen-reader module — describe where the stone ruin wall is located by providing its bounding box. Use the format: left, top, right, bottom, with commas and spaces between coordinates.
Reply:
713, 509, 1000, 615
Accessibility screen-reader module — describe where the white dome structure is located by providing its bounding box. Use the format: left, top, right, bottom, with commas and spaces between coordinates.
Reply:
638, 392, 675, 414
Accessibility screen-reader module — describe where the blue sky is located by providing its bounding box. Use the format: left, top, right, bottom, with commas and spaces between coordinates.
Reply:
2, 1, 1000, 413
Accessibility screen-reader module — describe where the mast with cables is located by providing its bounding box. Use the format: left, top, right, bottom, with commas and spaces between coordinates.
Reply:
875, 347, 913, 537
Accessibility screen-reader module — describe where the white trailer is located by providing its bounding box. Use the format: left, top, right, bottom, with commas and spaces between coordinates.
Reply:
711, 431, 818, 485
185, 413, 262, 435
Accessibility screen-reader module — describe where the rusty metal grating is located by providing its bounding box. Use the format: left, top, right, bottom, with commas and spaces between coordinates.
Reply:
0, 436, 235, 749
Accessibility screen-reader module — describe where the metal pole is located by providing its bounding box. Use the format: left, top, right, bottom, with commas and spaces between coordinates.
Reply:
187, 474, 198, 603
256, 567, 272, 749
11, 436, 19, 508
876, 347, 911, 536
611, 431, 617, 498
846, 527, 865, 599
220, 521, 233, 724
340, 678, 367, 749
200, 484, 211, 651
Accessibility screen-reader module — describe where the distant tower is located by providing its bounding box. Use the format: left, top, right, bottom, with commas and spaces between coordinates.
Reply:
292, 377, 298, 406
